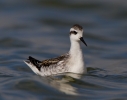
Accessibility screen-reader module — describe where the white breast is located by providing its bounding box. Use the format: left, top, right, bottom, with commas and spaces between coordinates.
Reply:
67, 52, 86, 74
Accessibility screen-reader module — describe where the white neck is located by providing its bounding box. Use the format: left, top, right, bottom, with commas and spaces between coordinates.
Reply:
69, 40, 82, 55
68, 39, 86, 74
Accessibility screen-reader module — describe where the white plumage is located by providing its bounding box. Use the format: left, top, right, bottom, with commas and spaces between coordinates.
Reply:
24, 24, 87, 76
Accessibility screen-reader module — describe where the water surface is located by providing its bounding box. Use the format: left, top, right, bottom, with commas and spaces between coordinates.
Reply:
0, 0, 127, 100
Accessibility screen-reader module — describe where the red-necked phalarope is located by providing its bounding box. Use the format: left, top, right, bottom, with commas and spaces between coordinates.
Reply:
24, 24, 87, 76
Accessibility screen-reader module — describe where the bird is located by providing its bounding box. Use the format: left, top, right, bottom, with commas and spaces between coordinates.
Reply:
24, 24, 87, 76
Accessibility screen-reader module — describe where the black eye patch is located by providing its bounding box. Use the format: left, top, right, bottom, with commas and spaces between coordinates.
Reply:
70, 31, 77, 35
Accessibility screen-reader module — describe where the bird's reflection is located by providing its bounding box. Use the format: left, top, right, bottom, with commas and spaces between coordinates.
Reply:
44, 73, 83, 95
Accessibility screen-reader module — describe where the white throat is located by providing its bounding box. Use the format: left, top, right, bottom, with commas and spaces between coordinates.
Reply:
69, 40, 82, 55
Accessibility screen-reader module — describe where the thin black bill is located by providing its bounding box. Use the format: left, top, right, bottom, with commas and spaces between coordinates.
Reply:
80, 37, 87, 46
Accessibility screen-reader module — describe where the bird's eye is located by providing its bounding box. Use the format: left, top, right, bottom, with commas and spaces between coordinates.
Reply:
70, 31, 77, 35
73, 31, 77, 35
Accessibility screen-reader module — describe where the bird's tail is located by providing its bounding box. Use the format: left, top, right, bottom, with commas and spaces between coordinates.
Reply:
24, 56, 41, 75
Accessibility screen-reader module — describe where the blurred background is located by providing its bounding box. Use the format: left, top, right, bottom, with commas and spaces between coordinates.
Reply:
0, 0, 127, 100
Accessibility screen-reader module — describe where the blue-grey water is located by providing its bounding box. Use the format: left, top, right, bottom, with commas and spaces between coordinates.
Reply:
0, 0, 127, 100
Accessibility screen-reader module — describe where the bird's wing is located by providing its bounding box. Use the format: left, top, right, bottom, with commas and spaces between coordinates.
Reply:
40, 54, 68, 66
28, 54, 69, 76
